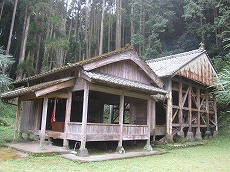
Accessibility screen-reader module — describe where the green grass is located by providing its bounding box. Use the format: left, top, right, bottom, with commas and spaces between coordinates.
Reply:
0, 136, 229, 172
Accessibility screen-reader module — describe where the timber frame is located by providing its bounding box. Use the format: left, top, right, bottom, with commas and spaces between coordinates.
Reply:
1, 46, 218, 156
2, 46, 167, 157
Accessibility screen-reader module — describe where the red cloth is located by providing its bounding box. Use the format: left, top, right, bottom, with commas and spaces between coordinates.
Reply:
51, 108, 56, 122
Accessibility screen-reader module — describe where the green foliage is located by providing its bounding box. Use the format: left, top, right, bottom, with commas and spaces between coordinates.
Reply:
0, 47, 14, 93
215, 64, 230, 104
16, 56, 35, 77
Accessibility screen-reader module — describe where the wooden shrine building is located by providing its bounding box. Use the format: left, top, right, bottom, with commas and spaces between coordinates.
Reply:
1, 46, 218, 156
1, 46, 167, 156
147, 48, 218, 142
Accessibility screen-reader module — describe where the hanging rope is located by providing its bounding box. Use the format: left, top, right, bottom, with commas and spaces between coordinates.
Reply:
51, 98, 57, 122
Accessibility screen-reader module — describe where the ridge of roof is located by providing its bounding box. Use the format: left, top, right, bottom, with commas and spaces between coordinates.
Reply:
146, 49, 205, 64
13, 45, 134, 84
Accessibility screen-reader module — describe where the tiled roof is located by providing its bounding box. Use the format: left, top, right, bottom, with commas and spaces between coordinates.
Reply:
83, 71, 167, 94
1, 77, 74, 99
146, 49, 205, 77
13, 45, 133, 84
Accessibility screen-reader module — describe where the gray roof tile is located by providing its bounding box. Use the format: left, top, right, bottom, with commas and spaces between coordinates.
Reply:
146, 49, 205, 77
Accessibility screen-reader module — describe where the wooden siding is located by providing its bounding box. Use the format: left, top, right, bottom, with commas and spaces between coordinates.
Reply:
176, 54, 217, 86
66, 122, 148, 141
20, 101, 38, 132
95, 60, 152, 85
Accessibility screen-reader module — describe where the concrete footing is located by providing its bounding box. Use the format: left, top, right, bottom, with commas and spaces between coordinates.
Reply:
205, 130, 212, 139
186, 131, 194, 141
177, 130, 184, 138
144, 144, 153, 151
195, 131, 202, 140
213, 131, 218, 137
116, 146, 125, 154
78, 148, 89, 157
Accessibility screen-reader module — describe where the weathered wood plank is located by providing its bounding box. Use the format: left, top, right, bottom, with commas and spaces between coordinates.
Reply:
80, 81, 89, 149
14, 98, 21, 141
35, 79, 75, 97
118, 94, 124, 147
39, 97, 48, 148
63, 91, 72, 148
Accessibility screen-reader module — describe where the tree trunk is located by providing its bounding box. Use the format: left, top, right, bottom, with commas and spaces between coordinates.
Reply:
115, 0, 122, 49
130, 3, 134, 46
19, 5, 31, 63
35, 33, 42, 74
6, 0, 18, 55
99, 0, 105, 55
0, 0, 5, 22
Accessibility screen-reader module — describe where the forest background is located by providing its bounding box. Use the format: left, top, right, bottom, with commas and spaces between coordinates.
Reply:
0, 0, 229, 81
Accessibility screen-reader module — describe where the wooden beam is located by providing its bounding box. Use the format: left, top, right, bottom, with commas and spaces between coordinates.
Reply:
213, 95, 218, 132
181, 86, 190, 107
178, 82, 183, 133
89, 84, 150, 100
35, 79, 75, 97
166, 79, 173, 142
79, 81, 89, 157
188, 85, 192, 132
151, 98, 156, 140
90, 84, 122, 96
205, 91, 210, 131
197, 87, 201, 132
123, 90, 150, 100
146, 98, 153, 147
13, 98, 21, 141
117, 94, 125, 152
63, 91, 72, 148
39, 96, 48, 149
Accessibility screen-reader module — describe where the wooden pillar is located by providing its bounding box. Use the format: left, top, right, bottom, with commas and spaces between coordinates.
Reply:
213, 95, 218, 136
63, 91, 72, 149
151, 98, 156, 141
78, 82, 89, 157
13, 98, 21, 142
166, 79, 173, 142
178, 81, 184, 137
195, 87, 202, 140
116, 94, 125, 154
39, 96, 48, 149
186, 86, 194, 140
205, 91, 211, 137
144, 98, 153, 151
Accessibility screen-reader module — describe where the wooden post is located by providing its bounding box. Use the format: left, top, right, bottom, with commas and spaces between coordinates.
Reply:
144, 98, 153, 151
78, 82, 89, 157
151, 98, 156, 141
13, 98, 21, 142
205, 91, 211, 137
39, 96, 48, 149
186, 86, 194, 141
213, 95, 218, 136
63, 91, 72, 149
195, 87, 202, 140
166, 79, 173, 142
178, 81, 184, 137
116, 94, 125, 154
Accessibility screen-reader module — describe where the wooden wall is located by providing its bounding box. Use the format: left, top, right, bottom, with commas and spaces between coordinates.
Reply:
95, 60, 152, 85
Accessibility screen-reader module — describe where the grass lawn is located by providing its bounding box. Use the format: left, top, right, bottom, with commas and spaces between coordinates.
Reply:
0, 136, 229, 172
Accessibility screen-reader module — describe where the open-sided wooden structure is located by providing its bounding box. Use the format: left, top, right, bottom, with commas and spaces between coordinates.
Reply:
2, 46, 167, 156
147, 48, 218, 142
1, 46, 218, 156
